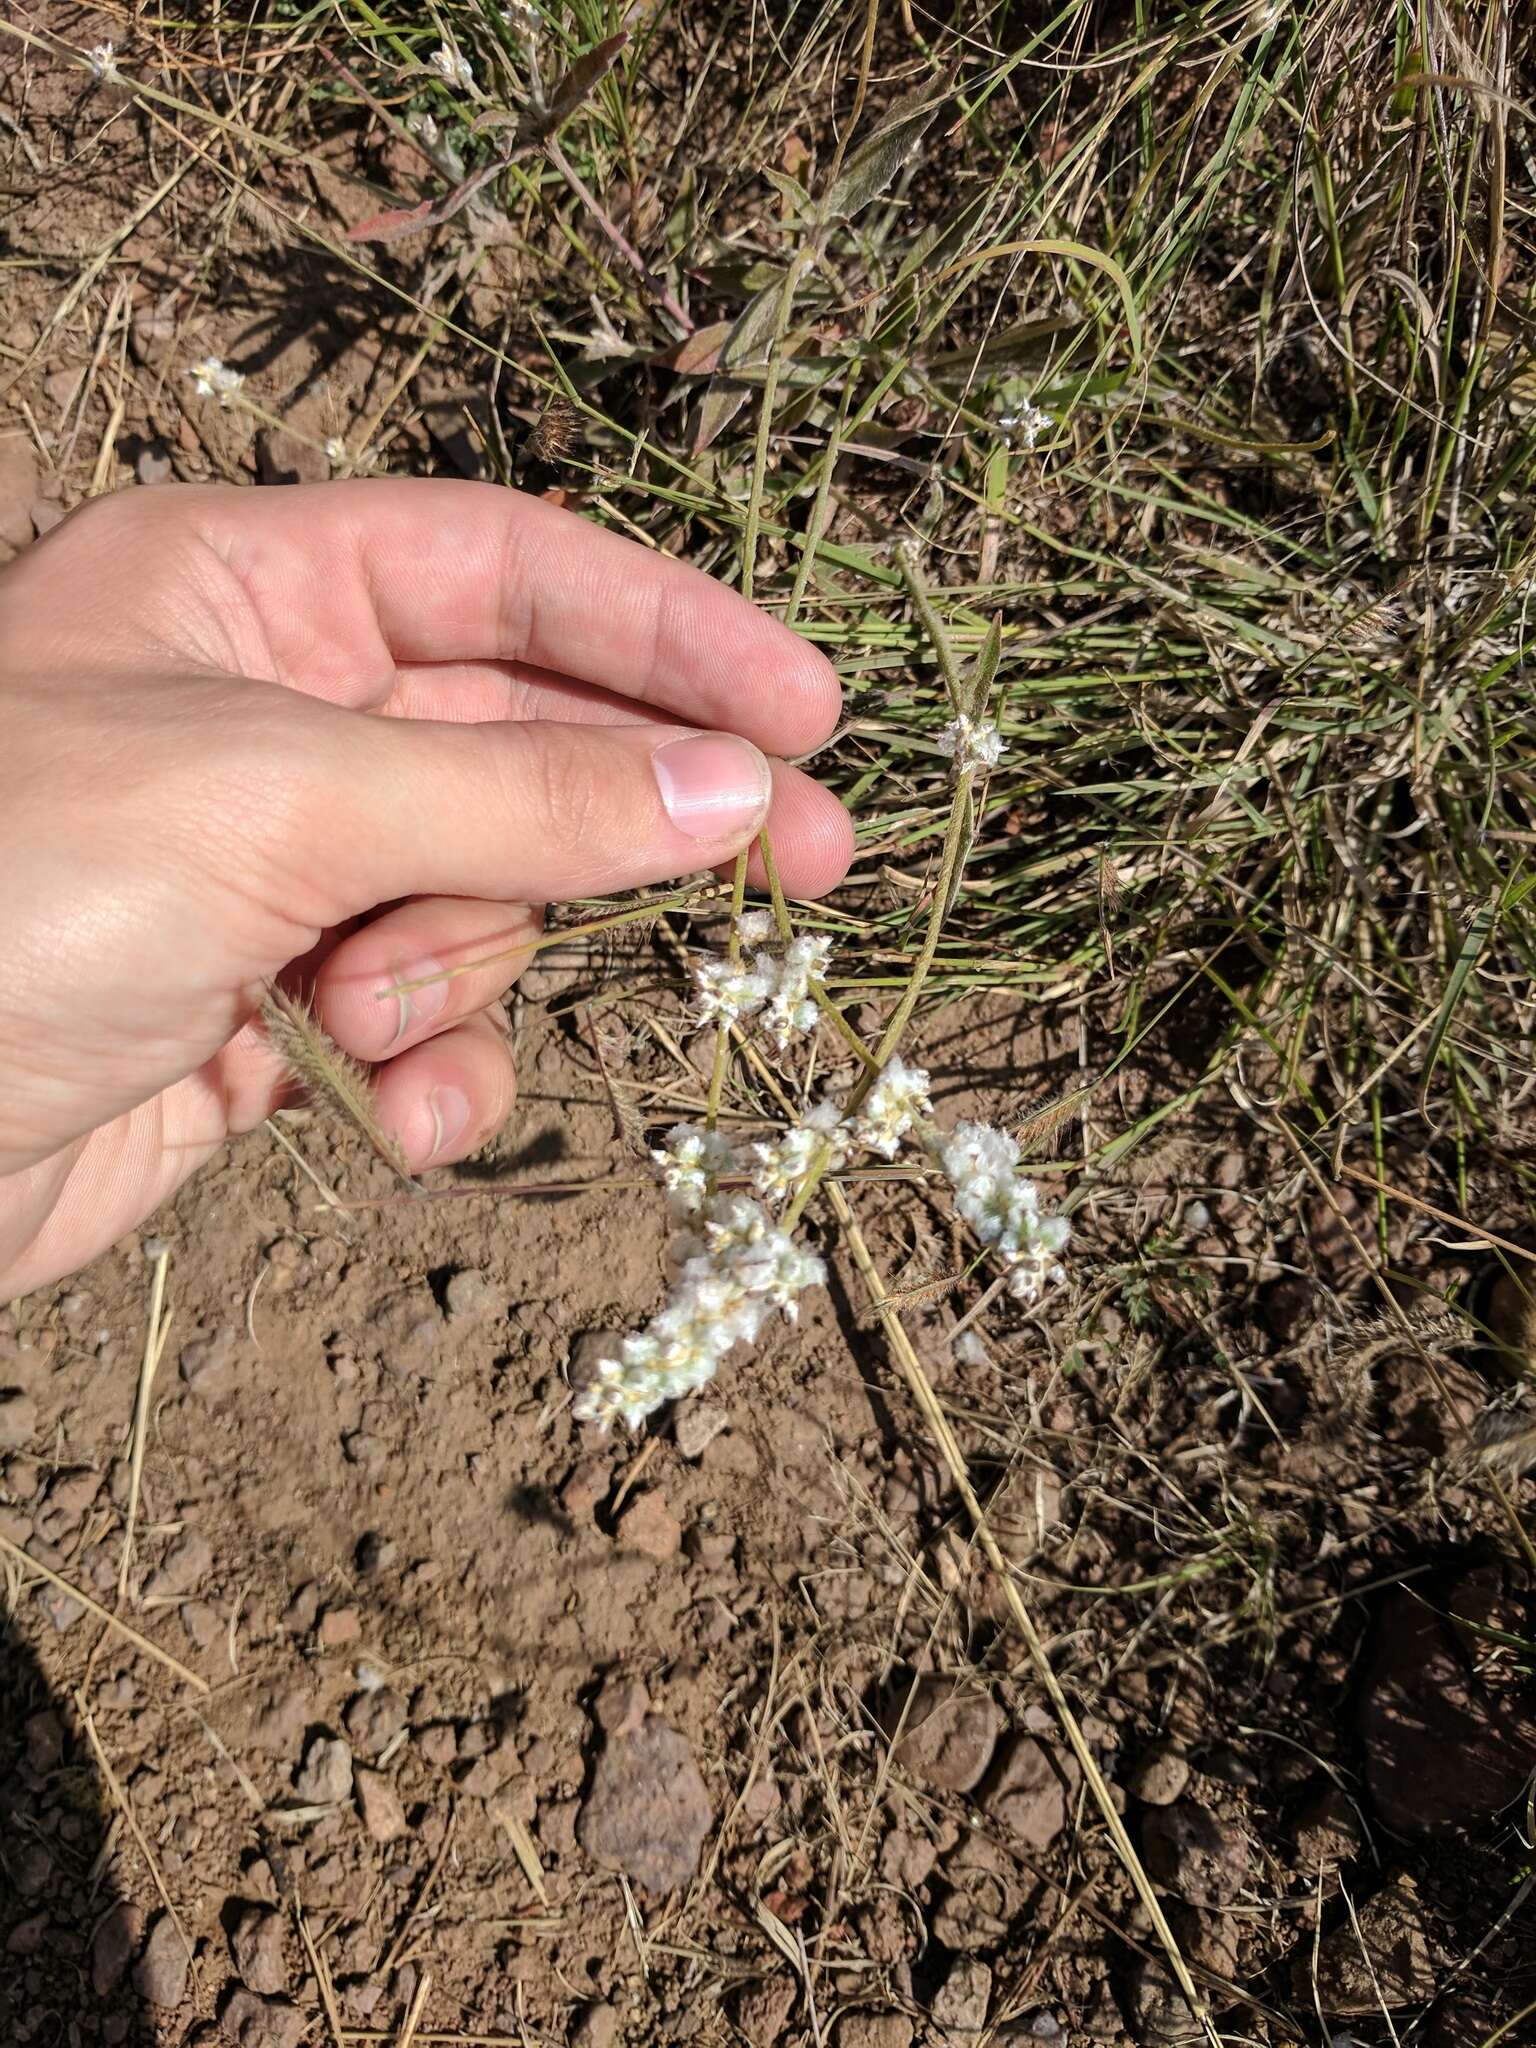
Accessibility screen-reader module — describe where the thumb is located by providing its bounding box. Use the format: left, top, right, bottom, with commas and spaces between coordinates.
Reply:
318, 712, 773, 909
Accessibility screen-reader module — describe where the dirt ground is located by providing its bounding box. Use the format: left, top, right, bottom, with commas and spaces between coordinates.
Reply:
4, 12, 1536, 2048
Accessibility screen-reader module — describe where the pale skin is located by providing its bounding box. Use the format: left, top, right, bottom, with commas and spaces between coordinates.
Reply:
0, 480, 854, 1298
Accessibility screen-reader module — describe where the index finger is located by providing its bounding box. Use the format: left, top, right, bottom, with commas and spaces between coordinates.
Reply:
186, 478, 843, 758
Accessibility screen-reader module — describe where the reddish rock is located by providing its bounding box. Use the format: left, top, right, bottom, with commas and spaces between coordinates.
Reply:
982, 1736, 1079, 1850
355, 1767, 408, 1843
578, 1714, 712, 1893
317, 1606, 360, 1647
229, 1902, 286, 1995
617, 1490, 681, 1561
133, 1911, 191, 2007
1141, 1801, 1250, 1906
221, 1990, 306, 2048
888, 1679, 1002, 1794
1360, 1570, 1536, 1837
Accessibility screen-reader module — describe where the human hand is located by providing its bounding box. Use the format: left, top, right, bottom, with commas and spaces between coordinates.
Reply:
0, 480, 851, 1296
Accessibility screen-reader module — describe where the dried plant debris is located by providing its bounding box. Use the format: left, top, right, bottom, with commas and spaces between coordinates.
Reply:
260, 986, 412, 1185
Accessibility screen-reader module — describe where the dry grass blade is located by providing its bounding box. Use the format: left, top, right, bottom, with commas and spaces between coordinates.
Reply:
75, 1694, 197, 1973
0, 1528, 209, 1692
827, 1183, 1219, 2046
262, 986, 414, 1186
118, 1246, 172, 1604
394, 1971, 433, 2048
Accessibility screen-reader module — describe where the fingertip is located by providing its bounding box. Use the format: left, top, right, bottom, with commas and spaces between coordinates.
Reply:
373, 1014, 517, 1170
730, 761, 855, 899
758, 634, 844, 757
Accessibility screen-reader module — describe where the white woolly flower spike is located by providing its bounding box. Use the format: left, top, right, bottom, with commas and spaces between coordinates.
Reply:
87, 43, 119, 81
573, 1185, 824, 1432
694, 924, 832, 1048
852, 1056, 932, 1159
188, 358, 244, 405
694, 954, 774, 1028
938, 1119, 1068, 1301
429, 43, 475, 89
938, 714, 1005, 774
652, 1123, 737, 1218
735, 908, 776, 946
761, 933, 831, 1047
750, 1101, 848, 1205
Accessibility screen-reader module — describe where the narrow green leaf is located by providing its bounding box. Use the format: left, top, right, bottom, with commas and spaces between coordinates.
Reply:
1422, 893, 1499, 1095
961, 614, 1003, 719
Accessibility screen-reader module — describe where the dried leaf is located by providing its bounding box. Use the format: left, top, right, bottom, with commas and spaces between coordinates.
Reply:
659, 320, 732, 377
347, 158, 505, 244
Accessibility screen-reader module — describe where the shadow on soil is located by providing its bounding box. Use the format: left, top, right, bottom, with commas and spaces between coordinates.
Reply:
0, 1606, 158, 2044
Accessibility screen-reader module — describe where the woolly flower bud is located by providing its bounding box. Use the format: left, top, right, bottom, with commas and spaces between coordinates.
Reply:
761, 933, 832, 1047
735, 908, 776, 946
429, 43, 475, 89
652, 1123, 738, 1217
938, 714, 1005, 774
188, 357, 244, 406
939, 1119, 1069, 1297
88, 43, 119, 81
694, 955, 773, 1028
1004, 1214, 1070, 1303
998, 397, 1052, 448
852, 1056, 932, 1158
750, 1101, 848, 1204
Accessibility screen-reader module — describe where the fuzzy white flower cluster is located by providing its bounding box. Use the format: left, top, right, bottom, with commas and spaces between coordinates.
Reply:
751, 1101, 848, 1202
998, 397, 1053, 448
652, 1122, 736, 1218
429, 43, 475, 89
574, 1124, 829, 1431
939, 1121, 1069, 1302
188, 357, 244, 405
88, 43, 119, 81
573, 1067, 1069, 1429
694, 917, 833, 1048
501, 0, 542, 37
938, 714, 1005, 773
852, 1055, 932, 1158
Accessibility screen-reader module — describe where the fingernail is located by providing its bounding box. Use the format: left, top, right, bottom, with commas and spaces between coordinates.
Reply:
385, 959, 450, 1049
425, 1085, 471, 1163
652, 732, 770, 842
